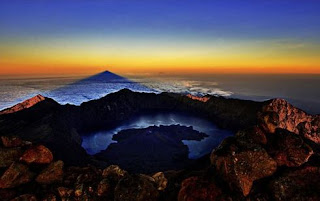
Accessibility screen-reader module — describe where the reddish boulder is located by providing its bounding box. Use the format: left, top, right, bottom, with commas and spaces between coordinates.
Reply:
152, 172, 168, 191
0, 163, 34, 188
0, 148, 22, 168
97, 178, 112, 197
36, 160, 64, 184
211, 139, 277, 196
20, 145, 53, 164
57, 187, 73, 200
1, 137, 23, 148
269, 129, 313, 167
102, 165, 127, 181
178, 176, 222, 201
270, 166, 320, 201
114, 174, 159, 201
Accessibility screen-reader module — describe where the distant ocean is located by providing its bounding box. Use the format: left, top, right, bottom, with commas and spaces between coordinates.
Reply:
0, 72, 319, 114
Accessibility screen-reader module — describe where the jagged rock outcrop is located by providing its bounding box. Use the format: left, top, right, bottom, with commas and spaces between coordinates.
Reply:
260, 98, 320, 143
0, 95, 45, 115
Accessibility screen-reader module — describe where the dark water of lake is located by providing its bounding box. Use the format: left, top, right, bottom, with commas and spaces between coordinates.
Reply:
81, 112, 233, 159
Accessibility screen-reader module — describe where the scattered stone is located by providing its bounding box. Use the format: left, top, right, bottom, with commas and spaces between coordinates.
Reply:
270, 166, 320, 201
74, 183, 84, 197
57, 187, 73, 199
0, 148, 22, 168
0, 163, 34, 188
36, 160, 64, 184
20, 145, 53, 164
42, 194, 57, 201
269, 129, 313, 167
97, 178, 111, 197
178, 176, 222, 201
1, 137, 23, 148
152, 172, 168, 191
114, 174, 159, 201
102, 165, 127, 181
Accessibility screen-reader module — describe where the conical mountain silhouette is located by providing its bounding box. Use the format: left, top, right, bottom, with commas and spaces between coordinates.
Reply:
82, 71, 131, 82
44, 71, 154, 105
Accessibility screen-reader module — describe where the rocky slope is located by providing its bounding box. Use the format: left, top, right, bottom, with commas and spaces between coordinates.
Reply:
0, 89, 319, 200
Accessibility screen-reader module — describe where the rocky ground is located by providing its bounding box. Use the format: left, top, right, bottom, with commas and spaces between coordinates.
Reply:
0, 91, 319, 200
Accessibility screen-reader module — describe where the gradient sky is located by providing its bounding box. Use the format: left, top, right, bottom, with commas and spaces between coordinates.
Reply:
0, 0, 320, 75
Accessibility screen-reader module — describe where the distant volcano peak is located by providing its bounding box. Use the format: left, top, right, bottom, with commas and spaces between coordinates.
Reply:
85, 70, 129, 82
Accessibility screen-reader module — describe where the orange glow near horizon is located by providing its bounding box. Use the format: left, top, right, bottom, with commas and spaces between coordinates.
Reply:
1, 37, 319, 76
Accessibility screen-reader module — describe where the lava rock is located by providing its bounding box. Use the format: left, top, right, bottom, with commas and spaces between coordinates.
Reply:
178, 176, 222, 201
152, 172, 168, 191
1, 137, 23, 148
0, 163, 34, 188
10, 194, 37, 201
268, 129, 313, 167
36, 160, 64, 184
114, 174, 159, 201
102, 165, 127, 181
20, 145, 53, 164
270, 166, 320, 201
0, 148, 22, 168
211, 140, 277, 196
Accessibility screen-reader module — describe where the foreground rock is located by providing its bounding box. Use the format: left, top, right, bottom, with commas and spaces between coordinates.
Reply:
0, 148, 22, 168
1, 136, 23, 148
0, 162, 34, 188
268, 129, 313, 167
114, 174, 159, 201
178, 176, 222, 201
211, 138, 277, 196
35, 160, 64, 184
20, 145, 53, 164
270, 166, 320, 201
10, 194, 37, 201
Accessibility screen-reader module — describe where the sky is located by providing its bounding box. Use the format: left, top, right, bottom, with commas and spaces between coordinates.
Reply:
0, 0, 320, 75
